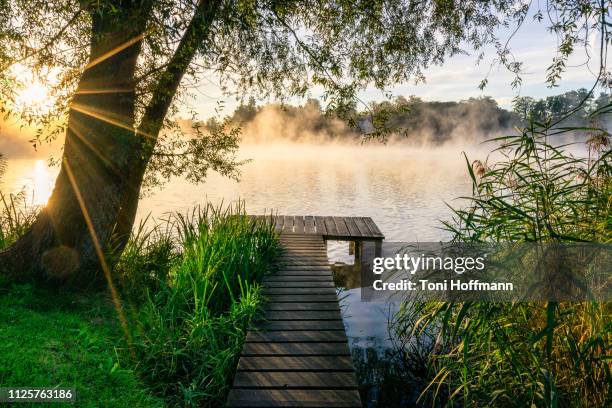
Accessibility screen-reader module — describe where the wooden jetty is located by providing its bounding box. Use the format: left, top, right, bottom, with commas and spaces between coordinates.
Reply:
226, 216, 385, 408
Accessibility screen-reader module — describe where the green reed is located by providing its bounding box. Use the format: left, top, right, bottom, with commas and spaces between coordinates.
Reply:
0, 191, 37, 251
394, 103, 611, 407
114, 202, 279, 407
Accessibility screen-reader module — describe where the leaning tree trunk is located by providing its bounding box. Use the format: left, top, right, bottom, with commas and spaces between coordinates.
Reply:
0, 0, 220, 287
0, 8, 149, 286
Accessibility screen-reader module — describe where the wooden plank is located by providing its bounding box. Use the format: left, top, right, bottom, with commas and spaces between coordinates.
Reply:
280, 235, 322, 240
237, 356, 354, 371
304, 216, 316, 234
279, 255, 328, 260
363, 217, 384, 237
293, 216, 305, 234
344, 218, 361, 237
314, 216, 327, 234
273, 271, 332, 276
277, 266, 331, 271
280, 242, 326, 246
242, 342, 349, 356
254, 321, 345, 331
283, 216, 294, 233
278, 261, 330, 266
274, 268, 332, 273
247, 331, 347, 343
353, 217, 372, 236
280, 247, 326, 252
265, 310, 342, 321
264, 303, 340, 311
226, 389, 361, 407
262, 287, 336, 295
264, 276, 333, 282
263, 294, 338, 302
232, 371, 358, 389
333, 216, 349, 236
274, 216, 284, 233
324, 216, 338, 235
264, 281, 335, 288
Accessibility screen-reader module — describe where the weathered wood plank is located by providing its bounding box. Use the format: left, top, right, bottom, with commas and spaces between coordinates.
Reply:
264, 281, 335, 288
293, 216, 305, 234
324, 216, 338, 235
353, 217, 371, 236
232, 371, 358, 389
344, 218, 361, 237
283, 216, 294, 233
242, 342, 350, 356
254, 320, 345, 331
262, 287, 337, 295
363, 217, 384, 237
247, 330, 347, 343
273, 271, 332, 276
304, 216, 316, 234
263, 303, 340, 311
264, 310, 342, 321
226, 389, 361, 407
237, 356, 354, 371
314, 216, 326, 234
278, 255, 328, 260
263, 294, 338, 302
264, 275, 333, 282
333, 216, 349, 236
278, 261, 330, 266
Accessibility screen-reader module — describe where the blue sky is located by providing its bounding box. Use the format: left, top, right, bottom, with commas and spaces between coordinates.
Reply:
187, 8, 604, 116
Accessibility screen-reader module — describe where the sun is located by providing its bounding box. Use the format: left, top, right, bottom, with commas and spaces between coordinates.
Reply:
10, 64, 54, 115
15, 81, 52, 114
16, 82, 48, 105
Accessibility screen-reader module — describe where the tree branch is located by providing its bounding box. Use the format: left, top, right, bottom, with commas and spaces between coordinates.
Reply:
137, 0, 222, 141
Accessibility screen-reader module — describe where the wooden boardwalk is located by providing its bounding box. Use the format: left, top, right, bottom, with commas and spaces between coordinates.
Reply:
226, 217, 384, 407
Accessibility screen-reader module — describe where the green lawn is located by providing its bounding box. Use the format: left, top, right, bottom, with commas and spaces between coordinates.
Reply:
0, 282, 163, 408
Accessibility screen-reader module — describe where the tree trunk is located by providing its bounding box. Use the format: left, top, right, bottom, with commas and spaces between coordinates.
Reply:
0, 0, 220, 287
0, 6, 149, 286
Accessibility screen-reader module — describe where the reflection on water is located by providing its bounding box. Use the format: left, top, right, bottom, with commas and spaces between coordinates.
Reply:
138, 144, 472, 243
0, 159, 57, 206
2, 144, 471, 242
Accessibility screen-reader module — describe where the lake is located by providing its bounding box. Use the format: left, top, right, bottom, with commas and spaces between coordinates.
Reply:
1, 142, 475, 370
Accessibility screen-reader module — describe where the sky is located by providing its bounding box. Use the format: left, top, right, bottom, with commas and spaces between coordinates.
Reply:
186, 8, 604, 115
1, 6, 607, 160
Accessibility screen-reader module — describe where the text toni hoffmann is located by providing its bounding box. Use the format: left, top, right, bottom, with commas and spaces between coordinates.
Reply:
371, 254, 514, 292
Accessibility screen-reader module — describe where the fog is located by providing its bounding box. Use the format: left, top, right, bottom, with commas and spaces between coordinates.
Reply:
0, 119, 60, 159
226, 97, 519, 147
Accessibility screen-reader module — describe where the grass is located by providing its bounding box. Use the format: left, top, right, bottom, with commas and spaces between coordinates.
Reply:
393, 103, 611, 407
115, 203, 279, 406
0, 283, 163, 407
0, 186, 279, 407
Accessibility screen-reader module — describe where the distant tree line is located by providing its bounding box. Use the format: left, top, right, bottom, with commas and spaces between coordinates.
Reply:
206, 90, 610, 144
513, 89, 610, 125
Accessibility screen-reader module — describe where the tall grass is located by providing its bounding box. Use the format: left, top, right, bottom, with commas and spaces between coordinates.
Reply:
114, 202, 279, 407
0, 154, 37, 250
394, 104, 611, 407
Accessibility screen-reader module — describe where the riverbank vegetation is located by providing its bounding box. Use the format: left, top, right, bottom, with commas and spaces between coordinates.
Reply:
392, 103, 611, 406
201, 90, 610, 146
0, 196, 278, 407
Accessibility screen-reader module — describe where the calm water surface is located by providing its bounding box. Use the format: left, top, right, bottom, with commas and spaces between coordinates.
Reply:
2, 143, 474, 352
